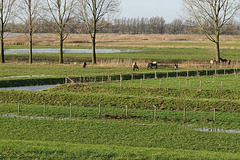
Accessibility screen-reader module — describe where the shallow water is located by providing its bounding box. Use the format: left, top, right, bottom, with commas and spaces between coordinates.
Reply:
5, 49, 138, 54
0, 84, 58, 91
0, 113, 81, 121
2, 75, 50, 78
195, 128, 240, 134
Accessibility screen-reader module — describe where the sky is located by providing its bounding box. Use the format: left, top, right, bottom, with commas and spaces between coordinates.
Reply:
120, 0, 183, 23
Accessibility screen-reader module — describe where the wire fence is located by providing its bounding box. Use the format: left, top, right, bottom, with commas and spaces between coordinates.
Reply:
1, 102, 240, 124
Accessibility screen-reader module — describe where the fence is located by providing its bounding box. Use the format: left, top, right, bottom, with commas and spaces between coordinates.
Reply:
2, 102, 239, 124
66, 68, 239, 84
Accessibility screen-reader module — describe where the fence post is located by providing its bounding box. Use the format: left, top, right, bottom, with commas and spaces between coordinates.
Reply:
187, 69, 189, 77
179, 80, 181, 90
167, 72, 169, 78
154, 105, 157, 120
65, 75, 67, 84
213, 108, 216, 122
44, 102, 46, 114
18, 102, 20, 113
143, 72, 145, 80
200, 80, 202, 90
155, 71, 157, 79
131, 72, 134, 80
126, 105, 128, 118
206, 68, 208, 76
120, 74, 122, 87
183, 107, 186, 121
213, 75, 216, 82
70, 103, 72, 117
159, 79, 162, 89
98, 104, 101, 118
80, 75, 82, 83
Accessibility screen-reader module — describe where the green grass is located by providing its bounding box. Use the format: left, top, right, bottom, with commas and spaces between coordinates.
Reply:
4, 46, 240, 62
1, 102, 240, 129
1, 139, 240, 159
0, 63, 132, 77
93, 74, 240, 91
1, 117, 240, 159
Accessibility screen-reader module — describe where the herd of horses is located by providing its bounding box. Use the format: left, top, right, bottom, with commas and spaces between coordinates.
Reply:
132, 61, 178, 71
210, 58, 231, 65
132, 58, 231, 71
82, 58, 231, 71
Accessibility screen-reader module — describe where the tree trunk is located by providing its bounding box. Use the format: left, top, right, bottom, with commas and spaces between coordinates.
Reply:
1, 28, 4, 63
29, 0, 33, 64
91, 35, 96, 64
215, 30, 220, 62
59, 33, 64, 64
0, 1, 4, 64
91, 19, 97, 64
29, 34, 33, 64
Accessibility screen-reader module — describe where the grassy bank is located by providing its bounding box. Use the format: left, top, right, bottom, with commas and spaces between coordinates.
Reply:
1, 83, 240, 112
2, 139, 239, 159
1, 117, 240, 159
1, 102, 240, 129
4, 47, 240, 63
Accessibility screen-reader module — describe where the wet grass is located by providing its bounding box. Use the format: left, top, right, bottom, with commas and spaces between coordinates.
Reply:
0, 117, 240, 159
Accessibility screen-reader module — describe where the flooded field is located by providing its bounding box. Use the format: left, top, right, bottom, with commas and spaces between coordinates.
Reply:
5, 49, 138, 54
0, 84, 58, 91
195, 128, 240, 134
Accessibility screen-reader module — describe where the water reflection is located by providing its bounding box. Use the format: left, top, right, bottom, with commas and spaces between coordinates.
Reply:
2, 75, 50, 78
5, 49, 138, 54
0, 84, 58, 91
195, 128, 240, 134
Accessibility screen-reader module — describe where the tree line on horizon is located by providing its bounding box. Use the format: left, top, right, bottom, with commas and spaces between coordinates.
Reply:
7, 16, 240, 35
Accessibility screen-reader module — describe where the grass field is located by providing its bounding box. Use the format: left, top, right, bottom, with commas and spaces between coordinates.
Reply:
1, 117, 240, 159
92, 74, 240, 91
3, 33, 240, 64
1, 33, 240, 159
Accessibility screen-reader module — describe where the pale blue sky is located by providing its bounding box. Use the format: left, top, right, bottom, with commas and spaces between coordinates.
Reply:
120, 0, 183, 23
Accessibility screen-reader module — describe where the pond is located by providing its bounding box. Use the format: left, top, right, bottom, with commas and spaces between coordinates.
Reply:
5, 49, 138, 54
1, 75, 50, 78
0, 84, 58, 91
195, 128, 240, 134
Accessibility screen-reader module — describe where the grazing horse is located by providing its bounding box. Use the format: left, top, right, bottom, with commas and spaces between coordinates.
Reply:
210, 59, 216, 64
174, 64, 178, 70
220, 58, 228, 63
147, 61, 158, 70
132, 62, 139, 71
228, 60, 231, 65
83, 62, 87, 69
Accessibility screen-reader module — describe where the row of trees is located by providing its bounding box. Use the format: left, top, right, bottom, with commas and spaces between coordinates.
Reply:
7, 16, 240, 35
1, 0, 240, 64
1, 0, 120, 64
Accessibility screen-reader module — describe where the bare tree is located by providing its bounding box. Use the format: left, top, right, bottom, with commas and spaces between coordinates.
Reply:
45, 0, 76, 64
183, 0, 240, 62
18, 0, 42, 64
0, 0, 16, 63
78, 0, 120, 64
